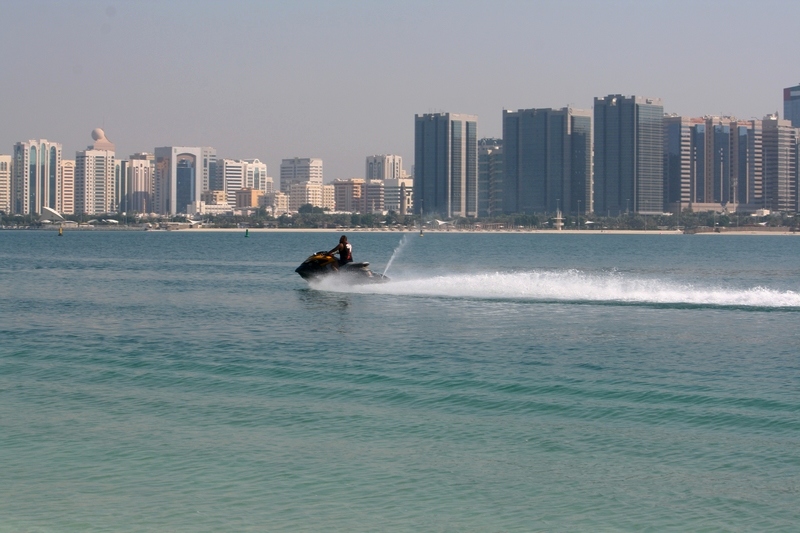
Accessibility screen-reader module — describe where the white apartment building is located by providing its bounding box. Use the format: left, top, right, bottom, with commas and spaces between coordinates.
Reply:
363, 180, 385, 213
263, 191, 289, 216
280, 157, 322, 194
59, 160, 75, 215
218, 159, 245, 206
332, 178, 364, 212
217, 159, 273, 206
128, 158, 154, 213
384, 177, 413, 214
322, 184, 335, 211
289, 182, 323, 212
366, 154, 404, 180
75, 129, 115, 215
243, 159, 272, 194
12, 139, 62, 215
187, 201, 233, 216
0, 155, 11, 213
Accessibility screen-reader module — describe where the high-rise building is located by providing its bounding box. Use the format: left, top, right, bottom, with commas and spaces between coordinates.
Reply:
217, 159, 245, 206
322, 184, 335, 211
131, 152, 155, 162
664, 115, 763, 213
414, 113, 478, 217
730, 119, 763, 208
692, 117, 736, 205
75, 129, 116, 215
477, 138, 502, 217
114, 160, 128, 213
762, 114, 798, 212
333, 178, 364, 212
502, 107, 591, 215
365, 155, 409, 214
663, 115, 693, 211
202, 147, 217, 193
383, 177, 413, 214
115, 154, 154, 214
363, 180, 385, 213
594, 95, 664, 215
263, 191, 289, 216
11, 139, 62, 215
366, 155, 403, 180
288, 181, 323, 212
59, 160, 75, 215
280, 157, 323, 194
217, 159, 272, 206
242, 159, 272, 195
716, 116, 762, 209
783, 84, 800, 128
127, 157, 155, 213
201, 190, 227, 205
0, 155, 11, 214
154, 146, 211, 215
400, 182, 410, 216
235, 188, 262, 209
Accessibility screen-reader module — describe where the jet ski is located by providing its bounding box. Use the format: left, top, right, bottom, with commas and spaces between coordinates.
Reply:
295, 252, 389, 283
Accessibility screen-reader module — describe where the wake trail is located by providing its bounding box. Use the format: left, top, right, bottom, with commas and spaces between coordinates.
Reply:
316, 270, 800, 309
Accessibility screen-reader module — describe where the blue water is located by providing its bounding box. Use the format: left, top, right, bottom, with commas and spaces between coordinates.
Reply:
1, 230, 799, 531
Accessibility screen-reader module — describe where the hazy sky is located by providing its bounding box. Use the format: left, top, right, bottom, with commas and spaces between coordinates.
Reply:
3, 0, 799, 181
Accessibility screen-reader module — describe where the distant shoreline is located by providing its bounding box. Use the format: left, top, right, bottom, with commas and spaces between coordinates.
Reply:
5, 227, 799, 236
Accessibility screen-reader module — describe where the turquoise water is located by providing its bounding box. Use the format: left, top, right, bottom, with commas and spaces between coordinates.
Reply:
1, 231, 799, 531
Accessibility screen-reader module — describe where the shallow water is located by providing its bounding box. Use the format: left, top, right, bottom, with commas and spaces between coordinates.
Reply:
1, 231, 799, 531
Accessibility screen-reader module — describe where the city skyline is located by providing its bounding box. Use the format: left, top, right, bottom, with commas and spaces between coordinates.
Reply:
3, 102, 797, 218
2, 0, 799, 182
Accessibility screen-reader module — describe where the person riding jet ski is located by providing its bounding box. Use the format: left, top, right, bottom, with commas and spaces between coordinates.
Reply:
327, 235, 353, 268
295, 236, 387, 283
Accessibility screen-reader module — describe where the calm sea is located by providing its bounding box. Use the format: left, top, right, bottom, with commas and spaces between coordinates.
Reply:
1, 230, 799, 531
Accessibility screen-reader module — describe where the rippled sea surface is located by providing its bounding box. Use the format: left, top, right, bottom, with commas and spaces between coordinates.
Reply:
1, 230, 799, 531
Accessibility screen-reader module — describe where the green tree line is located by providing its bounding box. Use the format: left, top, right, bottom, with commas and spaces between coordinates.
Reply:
3, 206, 797, 231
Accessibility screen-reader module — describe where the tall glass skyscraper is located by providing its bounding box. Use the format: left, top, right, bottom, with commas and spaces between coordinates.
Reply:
414, 113, 478, 218
502, 107, 591, 215
663, 115, 694, 209
12, 139, 62, 215
691, 119, 733, 205
731, 120, 763, 208
594, 95, 664, 215
154, 146, 212, 215
783, 84, 800, 128
664, 116, 763, 213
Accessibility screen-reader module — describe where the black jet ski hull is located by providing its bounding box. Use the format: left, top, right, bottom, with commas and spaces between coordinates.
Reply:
295, 252, 389, 283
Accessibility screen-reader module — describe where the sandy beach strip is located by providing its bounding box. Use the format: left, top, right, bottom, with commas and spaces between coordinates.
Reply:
167, 227, 800, 235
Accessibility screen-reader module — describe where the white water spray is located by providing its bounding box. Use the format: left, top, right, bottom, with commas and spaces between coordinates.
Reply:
382, 234, 412, 277
334, 269, 800, 309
